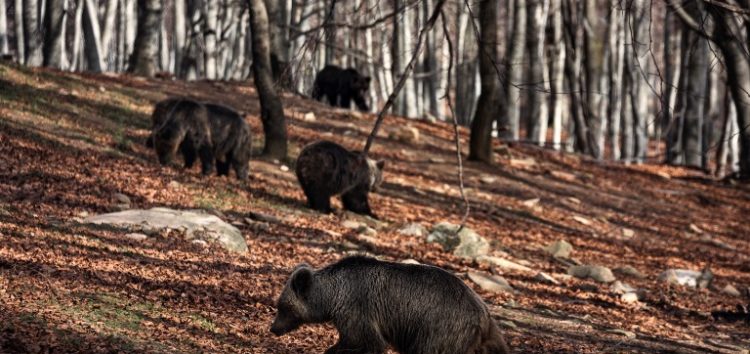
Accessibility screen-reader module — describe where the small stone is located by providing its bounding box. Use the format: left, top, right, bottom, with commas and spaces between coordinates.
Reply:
398, 223, 427, 237
401, 259, 420, 265
479, 176, 497, 184
573, 216, 592, 226
356, 226, 377, 237
342, 220, 362, 229
468, 272, 514, 293
280, 165, 290, 172
722, 284, 741, 297
614, 265, 646, 279
476, 256, 534, 273
389, 125, 420, 144
76, 211, 90, 218
534, 272, 560, 285
621, 228, 635, 238
429, 157, 445, 163
607, 329, 636, 339
544, 240, 573, 258
522, 198, 540, 208
610, 281, 637, 295
567, 197, 581, 204
427, 222, 489, 259
168, 181, 181, 189
620, 292, 640, 303
689, 224, 704, 234
125, 233, 148, 241
548, 170, 577, 182
568, 265, 616, 283
113, 193, 131, 204
191, 239, 208, 247
341, 241, 360, 250
422, 112, 437, 123
303, 112, 316, 121
654, 171, 671, 180
658, 269, 702, 287
498, 320, 517, 329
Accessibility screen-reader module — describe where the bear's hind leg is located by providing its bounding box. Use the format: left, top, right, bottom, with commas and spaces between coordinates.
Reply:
342, 187, 376, 218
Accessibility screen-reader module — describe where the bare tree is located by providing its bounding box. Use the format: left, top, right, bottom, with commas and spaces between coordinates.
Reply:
82, 0, 105, 72
583, 0, 601, 158
128, 0, 162, 77
469, 0, 499, 163
500, 0, 526, 141
14, 0, 24, 61
248, 0, 288, 158
525, 0, 549, 146
23, 0, 44, 66
204, 0, 219, 79
42, 0, 66, 69
549, 0, 565, 150
100, 0, 118, 70
0, 0, 8, 55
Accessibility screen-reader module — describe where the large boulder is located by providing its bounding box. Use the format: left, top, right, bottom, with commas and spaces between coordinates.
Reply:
82, 207, 248, 253
426, 222, 489, 259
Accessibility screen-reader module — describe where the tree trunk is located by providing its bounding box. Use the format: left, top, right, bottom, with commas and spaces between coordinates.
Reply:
173, 0, 186, 73
248, 0, 287, 159
402, 5, 418, 118
0, 0, 8, 55
42, 0, 65, 69
100, 0, 118, 70
549, 0, 565, 150
562, 1, 590, 154
265, 0, 289, 86
203, 0, 218, 79
23, 0, 43, 66
70, 0, 83, 70
525, 0, 549, 145
82, 0, 104, 72
181, 0, 203, 80
14, 0, 24, 62
717, 28, 750, 178
629, 0, 649, 163
324, 0, 336, 64
608, 4, 624, 160
500, 0, 526, 141
422, 0, 439, 119
469, 0, 499, 163
681, 29, 708, 168
583, 0, 601, 158
128, 0, 162, 77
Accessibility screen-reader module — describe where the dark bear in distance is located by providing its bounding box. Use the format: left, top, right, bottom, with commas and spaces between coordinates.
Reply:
312, 65, 371, 111
295, 140, 384, 217
148, 98, 252, 180
152, 99, 215, 175
204, 103, 253, 180
270, 256, 511, 354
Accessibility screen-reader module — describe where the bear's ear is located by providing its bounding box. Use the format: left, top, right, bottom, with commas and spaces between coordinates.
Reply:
376, 160, 385, 170
290, 265, 314, 295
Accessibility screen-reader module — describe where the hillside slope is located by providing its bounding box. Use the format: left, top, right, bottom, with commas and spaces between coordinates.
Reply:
0, 62, 748, 353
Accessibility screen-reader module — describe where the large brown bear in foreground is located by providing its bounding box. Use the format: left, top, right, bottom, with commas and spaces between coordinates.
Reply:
270, 256, 511, 354
295, 140, 384, 217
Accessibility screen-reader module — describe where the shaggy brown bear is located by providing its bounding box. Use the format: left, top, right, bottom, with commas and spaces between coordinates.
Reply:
295, 140, 384, 217
148, 98, 252, 180
151, 99, 215, 175
270, 256, 511, 354
312, 65, 371, 111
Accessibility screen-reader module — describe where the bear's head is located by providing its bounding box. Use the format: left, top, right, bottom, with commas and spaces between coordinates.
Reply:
270, 264, 318, 336
366, 158, 386, 192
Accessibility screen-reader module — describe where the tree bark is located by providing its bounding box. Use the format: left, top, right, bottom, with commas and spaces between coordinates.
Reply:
525, 0, 549, 145
583, 0, 601, 158
562, 1, 590, 154
173, 0, 186, 73
14, 0, 24, 62
248, 0, 288, 159
629, 0, 650, 164
70, 0, 83, 70
42, 0, 66, 69
469, 0, 499, 163
203, 0, 218, 79
549, 0, 565, 150
422, 0, 440, 119
500, 0, 526, 141
23, 0, 43, 66
100, 0, 118, 70
82, 0, 105, 72
265, 0, 290, 86
0, 0, 8, 55
128, 0, 162, 77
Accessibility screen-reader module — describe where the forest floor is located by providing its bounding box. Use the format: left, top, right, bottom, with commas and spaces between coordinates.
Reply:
0, 61, 749, 353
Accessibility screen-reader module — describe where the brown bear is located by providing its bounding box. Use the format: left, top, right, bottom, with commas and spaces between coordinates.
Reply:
148, 98, 252, 180
312, 65, 371, 111
151, 99, 215, 175
270, 256, 511, 354
295, 140, 384, 217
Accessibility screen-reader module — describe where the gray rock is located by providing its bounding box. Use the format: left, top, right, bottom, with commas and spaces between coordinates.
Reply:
544, 240, 573, 258
357, 226, 377, 237
607, 329, 636, 339
113, 203, 131, 211
621, 228, 635, 238
125, 233, 148, 241
342, 220, 363, 229
522, 198, 540, 208
113, 193, 131, 205
83, 207, 248, 253
477, 256, 534, 273
610, 281, 637, 295
468, 272, 514, 293
572, 216, 592, 226
614, 265, 646, 279
568, 265, 616, 283
389, 125, 420, 144
479, 175, 497, 184
191, 239, 208, 247
427, 222, 489, 259
398, 223, 427, 237
658, 269, 712, 288
721, 284, 741, 297
620, 292, 640, 304
534, 272, 560, 285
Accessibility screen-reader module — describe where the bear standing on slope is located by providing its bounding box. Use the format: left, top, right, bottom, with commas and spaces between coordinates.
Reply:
151, 99, 215, 175
270, 256, 511, 354
295, 140, 384, 217
312, 65, 371, 111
